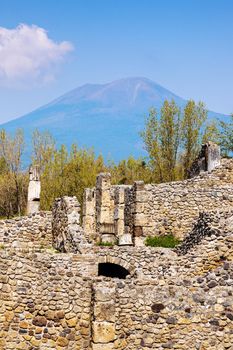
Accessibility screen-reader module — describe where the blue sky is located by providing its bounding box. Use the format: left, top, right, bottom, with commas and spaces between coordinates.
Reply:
0, 0, 232, 122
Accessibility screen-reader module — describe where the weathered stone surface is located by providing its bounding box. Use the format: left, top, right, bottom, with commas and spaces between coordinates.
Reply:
92, 344, 114, 350
92, 321, 115, 343
0, 150, 233, 350
32, 316, 47, 327
56, 336, 69, 347
27, 165, 41, 215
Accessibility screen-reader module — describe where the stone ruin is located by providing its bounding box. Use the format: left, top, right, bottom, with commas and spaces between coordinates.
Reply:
0, 142, 233, 349
27, 165, 41, 215
188, 141, 221, 178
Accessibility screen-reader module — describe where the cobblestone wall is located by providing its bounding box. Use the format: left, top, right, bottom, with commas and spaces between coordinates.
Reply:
82, 158, 233, 244
0, 206, 232, 349
0, 149, 232, 349
0, 211, 52, 251
52, 196, 89, 253
144, 160, 233, 238
0, 251, 92, 349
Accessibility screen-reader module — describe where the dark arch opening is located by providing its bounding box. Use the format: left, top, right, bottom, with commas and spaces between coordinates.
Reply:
98, 262, 130, 279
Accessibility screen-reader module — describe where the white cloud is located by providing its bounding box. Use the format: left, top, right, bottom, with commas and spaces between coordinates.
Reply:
0, 24, 73, 86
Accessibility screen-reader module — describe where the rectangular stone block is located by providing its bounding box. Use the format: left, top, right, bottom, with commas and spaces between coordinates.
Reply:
114, 187, 125, 204
114, 206, 124, 220
94, 286, 115, 302
94, 301, 115, 322
92, 321, 115, 343
115, 220, 124, 236
118, 233, 133, 246
134, 213, 147, 226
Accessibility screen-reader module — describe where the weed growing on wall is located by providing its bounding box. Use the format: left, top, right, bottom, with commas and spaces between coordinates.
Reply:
145, 234, 180, 248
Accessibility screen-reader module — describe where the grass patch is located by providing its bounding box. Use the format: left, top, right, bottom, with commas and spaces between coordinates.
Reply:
145, 234, 180, 248
97, 241, 115, 247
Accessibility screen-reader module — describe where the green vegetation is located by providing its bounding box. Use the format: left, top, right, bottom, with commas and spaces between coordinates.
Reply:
218, 115, 233, 156
0, 99, 231, 218
0, 244, 5, 250
145, 234, 180, 248
141, 99, 211, 181
96, 241, 115, 247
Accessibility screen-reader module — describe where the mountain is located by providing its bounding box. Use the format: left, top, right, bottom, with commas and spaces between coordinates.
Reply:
0, 77, 228, 162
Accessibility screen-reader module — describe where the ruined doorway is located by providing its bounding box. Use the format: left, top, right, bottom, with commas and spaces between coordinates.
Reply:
98, 262, 130, 279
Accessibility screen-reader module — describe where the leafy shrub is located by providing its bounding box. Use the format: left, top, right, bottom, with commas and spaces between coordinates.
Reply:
145, 234, 180, 248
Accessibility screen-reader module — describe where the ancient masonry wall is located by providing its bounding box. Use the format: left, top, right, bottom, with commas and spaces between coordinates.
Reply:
52, 196, 89, 253
83, 159, 233, 244
144, 172, 233, 239
0, 148, 233, 349
90, 209, 233, 349
0, 211, 52, 251
0, 252, 92, 349
0, 207, 232, 349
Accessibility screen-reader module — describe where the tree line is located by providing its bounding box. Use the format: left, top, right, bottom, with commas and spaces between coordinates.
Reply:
0, 99, 232, 218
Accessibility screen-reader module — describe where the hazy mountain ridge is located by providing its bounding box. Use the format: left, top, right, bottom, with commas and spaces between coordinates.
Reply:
0, 77, 228, 162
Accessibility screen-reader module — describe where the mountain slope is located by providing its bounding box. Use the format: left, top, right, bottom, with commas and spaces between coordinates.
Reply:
0, 77, 228, 162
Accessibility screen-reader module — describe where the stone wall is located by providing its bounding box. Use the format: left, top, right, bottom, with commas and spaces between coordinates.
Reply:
52, 196, 89, 253
176, 208, 233, 255
88, 211, 233, 349
0, 251, 92, 349
0, 204, 232, 349
0, 211, 52, 251
0, 147, 232, 349
82, 159, 233, 244
143, 159, 233, 239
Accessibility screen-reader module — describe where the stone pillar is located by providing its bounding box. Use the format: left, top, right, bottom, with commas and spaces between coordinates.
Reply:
27, 165, 41, 215
133, 181, 148, 246
83, 188, 96, 242
188, 142, 221, 178
96, 173, 115, 244
206, 141, 221, 172
114, 186, 133, 246
92, 282, 116, 350
52, 196, 86, 253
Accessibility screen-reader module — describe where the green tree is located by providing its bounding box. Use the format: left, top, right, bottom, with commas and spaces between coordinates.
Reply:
0, 129, 26, 215
182, 100, 207, 177
140, 108, 163, 182
110, 156, 152, 185
31, 129, 55, 172
40, 144, 69, 210
202, 120, 220, 144
40, 144, 106, 211
140, 100, 181, 182
160, 100, 181, 181
218, 115, 233, 156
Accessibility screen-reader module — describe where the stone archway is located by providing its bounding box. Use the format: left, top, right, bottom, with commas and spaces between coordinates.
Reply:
97, 255, 135, 277
91, 256, 135, 349
98, 262, 130, 279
